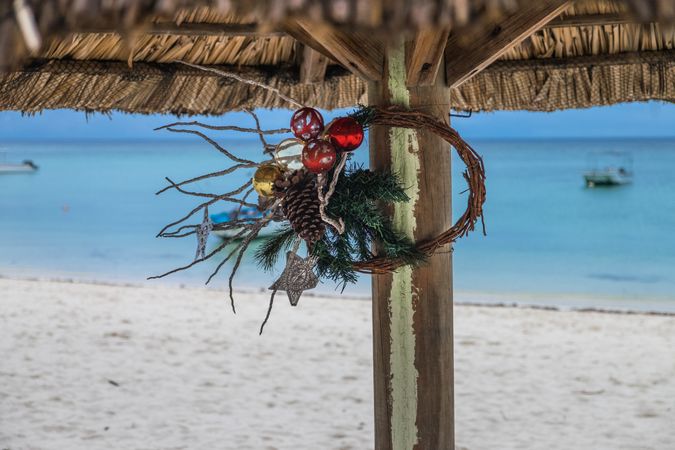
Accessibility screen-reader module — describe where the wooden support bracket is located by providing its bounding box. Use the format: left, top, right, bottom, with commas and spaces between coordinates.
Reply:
406, 28, 451, 86
299, 45, 329, 84
444, 0, 572, 88
284, 19, 383, 81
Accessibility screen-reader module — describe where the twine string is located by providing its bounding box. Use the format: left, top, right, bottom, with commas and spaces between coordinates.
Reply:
316, 153, 348, 235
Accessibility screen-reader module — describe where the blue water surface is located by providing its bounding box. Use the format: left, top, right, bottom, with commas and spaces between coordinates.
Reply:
1, 137, 674, 308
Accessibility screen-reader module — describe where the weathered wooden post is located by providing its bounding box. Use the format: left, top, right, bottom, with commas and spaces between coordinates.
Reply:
369, 38, 454, 449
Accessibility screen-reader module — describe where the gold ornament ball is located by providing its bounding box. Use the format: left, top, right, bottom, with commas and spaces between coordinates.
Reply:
253, 164, 283, 197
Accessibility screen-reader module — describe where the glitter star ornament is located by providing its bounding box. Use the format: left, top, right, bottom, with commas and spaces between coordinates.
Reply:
269, 252, 319, 306
194, 208, 213, 260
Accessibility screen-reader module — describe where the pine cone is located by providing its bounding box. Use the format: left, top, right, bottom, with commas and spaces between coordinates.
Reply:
272, 169, 304, 198
283, 173, 325, 244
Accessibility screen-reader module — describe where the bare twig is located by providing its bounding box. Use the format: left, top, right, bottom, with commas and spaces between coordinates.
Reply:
162, 224, 199, 235
156, 181, 252, 237
243, 108, 269, 149
157, 197, 218, 237
164, 178, 259, 208
149, 217, 271, 281
164, 178, 220, 198
205, 236, 247, 287
235, 187, 256, 218
163, 127, 257, 165
147, 238, 231, 280
210, 219, 261, 230
204, 226, 252, 285
259, 289, 277, 335
226, 213, 276, 311
162, 219, 256, 239
155, 121, 290, 136
174, 60, 304, 109
156, 164, 256, 195
161, 230, 198, 238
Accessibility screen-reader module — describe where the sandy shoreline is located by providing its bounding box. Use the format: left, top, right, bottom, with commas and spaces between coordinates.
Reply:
1, 278, 674, 449
3, 272, 674, 315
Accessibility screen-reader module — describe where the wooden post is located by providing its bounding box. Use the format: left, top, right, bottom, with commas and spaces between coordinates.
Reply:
369, 38, 454, 449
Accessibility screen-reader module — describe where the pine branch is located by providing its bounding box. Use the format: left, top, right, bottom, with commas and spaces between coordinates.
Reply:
255, 226, 296, 271
313, 167, 425, 287
253, 166, 426, 288
348, 105, 376, 129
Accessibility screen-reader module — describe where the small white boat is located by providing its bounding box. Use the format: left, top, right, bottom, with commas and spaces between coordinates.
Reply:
211, 207, 279, 239
584, 168, 632, 187
0, 160, 38, 174
583, 151, 632, 188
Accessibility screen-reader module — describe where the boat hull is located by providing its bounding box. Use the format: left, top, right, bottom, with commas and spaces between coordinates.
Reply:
0, 164, 38, 174
584, 172, 631, 187
212, 224, 280, 240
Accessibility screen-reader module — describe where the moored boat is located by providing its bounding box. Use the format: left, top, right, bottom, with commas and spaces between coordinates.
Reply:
583, 151, 632, 188
0, 160, 38, 174
210, 207, 279, 239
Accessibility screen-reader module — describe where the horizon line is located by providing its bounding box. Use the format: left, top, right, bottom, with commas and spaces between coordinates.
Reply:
3, 136, 675, 144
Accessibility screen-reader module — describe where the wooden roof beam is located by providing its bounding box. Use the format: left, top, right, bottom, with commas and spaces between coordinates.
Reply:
284, 19, 383, 81
444, 0, 572, 88
406, 28, 451, 86
299, 45, 329, 84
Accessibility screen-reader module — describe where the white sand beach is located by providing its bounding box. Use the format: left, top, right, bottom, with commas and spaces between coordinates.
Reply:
1, 277, 674, 450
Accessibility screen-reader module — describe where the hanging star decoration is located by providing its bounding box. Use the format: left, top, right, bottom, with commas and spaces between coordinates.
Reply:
259, 251, 319, 334
194, 207, 213, 261
270, 252, 319, 306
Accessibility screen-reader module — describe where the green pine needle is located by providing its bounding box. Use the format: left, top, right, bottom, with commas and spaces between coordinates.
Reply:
254, 166, 426, 288
254, 225, 296, 271
348, 105, 377, 129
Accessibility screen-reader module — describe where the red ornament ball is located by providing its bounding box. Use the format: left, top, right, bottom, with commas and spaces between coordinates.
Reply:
290, 107, 324, 141
302, 139, 337, 173
326, 117, 364, 152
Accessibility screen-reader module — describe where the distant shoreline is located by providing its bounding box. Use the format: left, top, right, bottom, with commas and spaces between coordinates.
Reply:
4, 136, 675, 145
2, 272, 674, 317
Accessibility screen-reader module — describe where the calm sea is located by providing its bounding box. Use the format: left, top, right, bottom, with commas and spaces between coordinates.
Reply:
1, 138, 674, 311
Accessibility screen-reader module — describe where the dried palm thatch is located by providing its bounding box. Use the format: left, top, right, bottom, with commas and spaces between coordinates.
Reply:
3, 51, 673, 113
455, 50, 675, 111
0, 0, 536, 69
0, 59, 364, 114
0, 0, 674, 113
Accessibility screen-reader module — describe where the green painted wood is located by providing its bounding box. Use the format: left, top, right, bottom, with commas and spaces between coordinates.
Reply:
369, 38, 454, 450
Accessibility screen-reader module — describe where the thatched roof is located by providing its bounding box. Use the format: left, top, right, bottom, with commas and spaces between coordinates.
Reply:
0, 0, 674, 113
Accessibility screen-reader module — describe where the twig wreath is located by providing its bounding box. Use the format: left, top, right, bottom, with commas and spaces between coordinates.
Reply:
150, 62, 486, 333
349, 106, 486, 274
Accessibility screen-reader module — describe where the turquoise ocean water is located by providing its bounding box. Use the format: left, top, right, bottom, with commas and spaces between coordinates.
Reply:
1, 138, 674, 310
